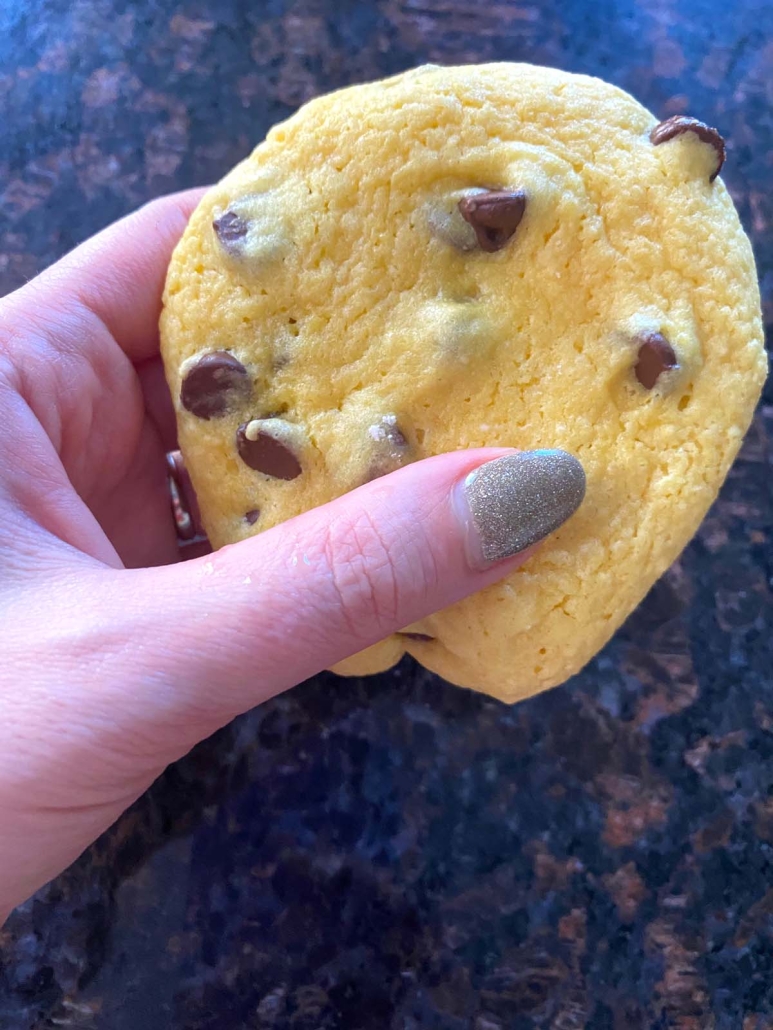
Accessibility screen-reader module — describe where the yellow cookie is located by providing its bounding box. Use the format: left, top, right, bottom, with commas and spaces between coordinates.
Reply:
160, 63, 766, 703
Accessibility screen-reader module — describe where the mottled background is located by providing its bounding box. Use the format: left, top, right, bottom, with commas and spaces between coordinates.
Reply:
1, 1, 772, 1027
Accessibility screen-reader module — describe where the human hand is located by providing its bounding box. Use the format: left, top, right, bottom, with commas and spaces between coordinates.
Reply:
0, 191, 584, 919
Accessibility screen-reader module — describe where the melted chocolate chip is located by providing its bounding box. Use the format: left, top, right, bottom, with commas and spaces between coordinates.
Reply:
244, 509, 260, 525
181, 352, 250, 420
635, 332, 679, 389
397, 632, 436, 642
369, 416, 408, 451
213, 209, 249, 245
650, 116, 726, 182
366, 415, 412, 481
237, 421, 302, 480
458, 190, 527, 252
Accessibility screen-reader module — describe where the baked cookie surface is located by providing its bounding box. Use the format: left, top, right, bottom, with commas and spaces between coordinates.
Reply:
160, 63, 766, 702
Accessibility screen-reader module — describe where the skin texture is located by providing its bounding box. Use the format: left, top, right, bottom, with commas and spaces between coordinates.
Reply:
0, 191, 555, 920
161, 63, 766, 701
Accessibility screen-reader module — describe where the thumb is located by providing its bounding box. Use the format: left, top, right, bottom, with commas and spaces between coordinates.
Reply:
104, 447, 585, 743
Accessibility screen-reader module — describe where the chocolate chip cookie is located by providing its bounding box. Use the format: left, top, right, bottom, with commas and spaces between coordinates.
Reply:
160, 63, 766, 702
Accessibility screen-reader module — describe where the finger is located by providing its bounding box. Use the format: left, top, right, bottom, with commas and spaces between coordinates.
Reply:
78, 448, 586, 758
5, 187, 208, 363
137, 356, 179, 453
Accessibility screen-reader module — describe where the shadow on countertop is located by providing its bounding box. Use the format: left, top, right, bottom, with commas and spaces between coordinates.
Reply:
1, 0, 772, 1027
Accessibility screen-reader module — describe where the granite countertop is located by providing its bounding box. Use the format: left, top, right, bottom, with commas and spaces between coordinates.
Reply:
1, 1, 772, 1027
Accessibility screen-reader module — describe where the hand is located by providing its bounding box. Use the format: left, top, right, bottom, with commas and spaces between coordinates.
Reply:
0, 191, 584, 919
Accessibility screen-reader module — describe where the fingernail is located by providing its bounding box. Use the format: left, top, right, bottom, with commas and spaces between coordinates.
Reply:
457, 450, 586, 568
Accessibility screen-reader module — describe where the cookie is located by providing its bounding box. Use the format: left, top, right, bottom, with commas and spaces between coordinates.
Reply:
160, 63, 766, 703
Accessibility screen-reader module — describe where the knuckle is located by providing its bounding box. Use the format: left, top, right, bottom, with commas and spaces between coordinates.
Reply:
0, 314, 26, 392
135, 192, 193, 239
324, 509, 404, 639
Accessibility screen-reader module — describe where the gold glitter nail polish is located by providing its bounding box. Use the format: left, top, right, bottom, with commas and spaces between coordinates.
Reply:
463, 451, 586, 566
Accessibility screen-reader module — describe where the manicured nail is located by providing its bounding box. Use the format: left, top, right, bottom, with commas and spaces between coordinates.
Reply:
458, 450, 586, 567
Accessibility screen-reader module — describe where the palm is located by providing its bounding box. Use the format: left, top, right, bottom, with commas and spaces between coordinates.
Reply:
0, 190, 206, 572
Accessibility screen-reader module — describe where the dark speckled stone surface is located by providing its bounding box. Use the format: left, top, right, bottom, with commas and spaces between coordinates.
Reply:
1, 1, 772, 1027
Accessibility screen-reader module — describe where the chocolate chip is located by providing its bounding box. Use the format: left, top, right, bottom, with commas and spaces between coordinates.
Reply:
237, 420, 302, 480
366, 415, 412, 481
635, 332, 679, 389
458, 190, 527, 252
244, 509, 260, 525
397, 632, 435, 642
212, 193, 293, 265
650, 116, 726, 182
213, 209, 249, 245
389, 426, 408, 448
369, 415, 408, 451
181, 352, 250, 420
